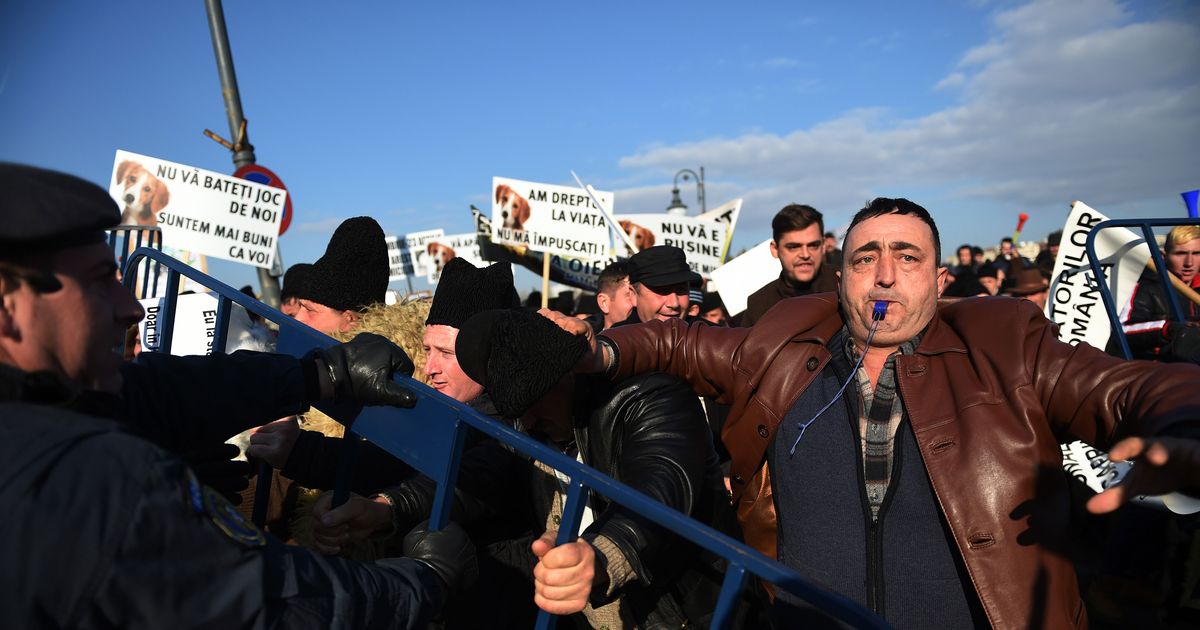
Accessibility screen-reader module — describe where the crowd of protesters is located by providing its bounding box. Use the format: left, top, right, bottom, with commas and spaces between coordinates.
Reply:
3, 161, 1200, 629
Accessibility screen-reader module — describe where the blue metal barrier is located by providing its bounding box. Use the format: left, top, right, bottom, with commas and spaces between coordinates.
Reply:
107, 226, 163, 299
122, 246, 888, 629
1084, 218, 1200, 359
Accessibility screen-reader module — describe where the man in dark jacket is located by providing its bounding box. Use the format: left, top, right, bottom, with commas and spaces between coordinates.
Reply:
741, 204, 837, 326
545, 197, 1200, 628
0, 163, 475, 628
313, 309, 753, 628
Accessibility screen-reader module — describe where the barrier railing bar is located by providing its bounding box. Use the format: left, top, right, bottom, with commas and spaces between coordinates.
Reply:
712, 564, 749, 629
158, 270, 181, 355
534, 477, 592, 630
1085, 218, 1200, 360
212, 296, 232, 355
426, 417, 468, 531
121, 247, 888, 630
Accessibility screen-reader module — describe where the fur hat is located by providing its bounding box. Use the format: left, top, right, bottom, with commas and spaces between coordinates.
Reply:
454, 309, 586, 419
426, 258, 518, 328
298, 217, 388, 312
280, 263, 313, 301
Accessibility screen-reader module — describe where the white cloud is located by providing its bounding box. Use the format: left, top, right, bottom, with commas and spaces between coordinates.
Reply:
617, 0, 1200, 244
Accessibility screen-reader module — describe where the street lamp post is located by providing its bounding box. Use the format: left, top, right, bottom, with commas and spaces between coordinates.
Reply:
666, 167, 706, 216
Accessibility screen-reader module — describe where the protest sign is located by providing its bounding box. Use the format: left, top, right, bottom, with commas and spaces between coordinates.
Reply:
616, 213, 728, 277
422, 232, 487, 282
710, 239, 777, 316
490, 176, 612, 260
474, 206, 616, 290
386, 229, 445, 281
1045, 201, 1151, 349
108, 150, 285, 269
1060, 440, 1200, 514
138, 292, 261, 356
696, 198, 743, 263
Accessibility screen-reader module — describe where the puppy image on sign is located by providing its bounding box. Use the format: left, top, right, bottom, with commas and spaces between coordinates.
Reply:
495, 184, 531, 230
116, 160, 170, 227
619, 220, 656, 250
426, 241, 457, 276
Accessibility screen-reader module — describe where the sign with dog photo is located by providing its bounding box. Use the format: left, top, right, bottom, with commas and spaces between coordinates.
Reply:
614, 214, 728, 278
108, 150, 286, 269
422, 233, 486, 283
491, 176, 613, 260
386, 229, 445, 280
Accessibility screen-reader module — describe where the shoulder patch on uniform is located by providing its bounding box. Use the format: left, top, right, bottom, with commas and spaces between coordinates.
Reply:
183, 468, 205, 515
203, 485, 266, 547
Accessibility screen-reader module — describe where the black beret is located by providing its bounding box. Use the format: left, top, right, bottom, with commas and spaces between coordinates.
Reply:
296, 217, 389, 312
0, 163, 119, 258
455, 309, 587, 419
426, 258, 519, 328
628, 246, 692, 287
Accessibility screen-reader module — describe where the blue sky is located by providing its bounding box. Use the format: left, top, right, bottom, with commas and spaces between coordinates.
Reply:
2, 0, 1197, 293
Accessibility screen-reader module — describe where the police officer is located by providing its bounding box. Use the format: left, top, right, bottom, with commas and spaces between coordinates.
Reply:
0, 163, 475, 628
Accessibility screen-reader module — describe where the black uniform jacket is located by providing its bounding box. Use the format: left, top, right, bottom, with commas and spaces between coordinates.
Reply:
0, 353, 444, 630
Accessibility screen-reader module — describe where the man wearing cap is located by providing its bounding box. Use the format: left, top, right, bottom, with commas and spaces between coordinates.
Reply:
0, 163, 475, 628
545, 197, 1200, 628
618, 245, 693, 325
258, 258, 520, 513
290, 216, 390, 334
741, 204, 838, 327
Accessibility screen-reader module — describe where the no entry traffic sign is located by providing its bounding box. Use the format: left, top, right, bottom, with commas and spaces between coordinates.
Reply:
234, 164, 293, 235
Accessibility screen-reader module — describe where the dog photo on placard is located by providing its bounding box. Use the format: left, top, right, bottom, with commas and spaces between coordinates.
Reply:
426, 241, 457, 277
495, 183, 531, 230
619, 219, 656, 251
115, 160, 171, 227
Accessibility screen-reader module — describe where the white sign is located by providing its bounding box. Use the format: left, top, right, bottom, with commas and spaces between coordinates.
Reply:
616, 213, 728, 278
710, 239, 778, 316
108, 150, 285, 269
386, 229, 445, 281
1061, 440, 1200, 514
423, 232, 487, 282
491, 176, 612, 259
138, 292, 258, 356
1045, 201, 1151, 349
696, 198, 743, 264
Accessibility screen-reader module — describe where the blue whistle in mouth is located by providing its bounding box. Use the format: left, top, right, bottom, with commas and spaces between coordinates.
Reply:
872, 301, 888, 321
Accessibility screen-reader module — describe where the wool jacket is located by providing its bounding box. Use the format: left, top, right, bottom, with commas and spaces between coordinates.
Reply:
602, 293, 1200, 630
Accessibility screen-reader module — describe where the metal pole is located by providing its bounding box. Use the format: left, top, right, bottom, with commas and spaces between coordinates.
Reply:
699, 166, 707, 214
204, 0, 281, 307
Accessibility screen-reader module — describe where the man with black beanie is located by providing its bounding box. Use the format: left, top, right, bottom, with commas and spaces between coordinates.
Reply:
290, 216, 389, 334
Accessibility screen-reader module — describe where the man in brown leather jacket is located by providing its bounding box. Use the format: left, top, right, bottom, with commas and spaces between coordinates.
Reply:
545, 198, 1200, 629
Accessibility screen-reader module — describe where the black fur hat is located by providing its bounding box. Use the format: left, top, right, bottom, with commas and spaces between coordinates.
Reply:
299, 217, 388, 312
426, 258, 519, 328
454, 309, 587, 419
280, 263, 313, 302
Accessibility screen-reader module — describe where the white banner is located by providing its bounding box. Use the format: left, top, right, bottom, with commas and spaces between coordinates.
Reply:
109, 150, 285, 269
491, 176, 612, 259
423, 232, 487, 282
710, 239, 778, 316
386, 229, 445, 281
1045, 201, 1151, 349
138, 292, 261, 356
615, 213, 728, 278
696, 198, 743, 264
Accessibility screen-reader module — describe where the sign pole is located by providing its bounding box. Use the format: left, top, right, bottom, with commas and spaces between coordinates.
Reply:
204, 0, 281, 307
541, 254, 551, 309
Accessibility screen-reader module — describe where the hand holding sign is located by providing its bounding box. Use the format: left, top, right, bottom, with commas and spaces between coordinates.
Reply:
1086, 436, 1200, 515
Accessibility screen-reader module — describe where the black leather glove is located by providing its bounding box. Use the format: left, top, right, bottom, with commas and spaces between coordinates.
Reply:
316, 332, 417, 407
182, 442, 251, 506
402, 520, 478, 595
1164, 322, 1200, 364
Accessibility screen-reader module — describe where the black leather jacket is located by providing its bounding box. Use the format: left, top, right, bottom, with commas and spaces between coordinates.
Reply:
1113, 269, 1200, 361
385, 372, 754, 628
